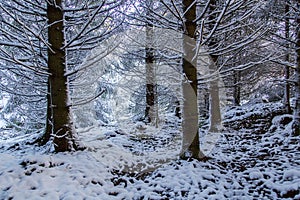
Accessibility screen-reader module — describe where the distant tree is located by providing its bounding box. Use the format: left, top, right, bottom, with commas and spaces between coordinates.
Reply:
264, 0, 294, 112
144, 1, 158, 125
118, 0, 181, 125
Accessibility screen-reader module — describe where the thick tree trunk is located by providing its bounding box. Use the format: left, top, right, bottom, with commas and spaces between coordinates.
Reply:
46, 0, 79, 152
180, 0, 204, 159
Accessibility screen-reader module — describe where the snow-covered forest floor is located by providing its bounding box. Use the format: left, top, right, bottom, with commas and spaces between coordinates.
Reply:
0, 103, 300, 200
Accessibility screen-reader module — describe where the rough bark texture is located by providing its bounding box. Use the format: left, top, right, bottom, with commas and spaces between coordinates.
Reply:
284, 1, 291, 114
46, 0, 78, 152
180, 0, 203, 159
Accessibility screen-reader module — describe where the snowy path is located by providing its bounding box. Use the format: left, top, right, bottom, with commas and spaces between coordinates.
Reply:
0, 119, 300, 199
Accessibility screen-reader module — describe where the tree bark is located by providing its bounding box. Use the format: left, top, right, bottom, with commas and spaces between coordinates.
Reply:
180, 0, 204, 159
46, 0, 78, 152
284, 1, 291, 114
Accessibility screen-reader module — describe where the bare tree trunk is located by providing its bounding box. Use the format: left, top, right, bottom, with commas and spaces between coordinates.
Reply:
208, 0, 222, 133
145, 20, 158, 125
180, 0, 204, 159
46, 0, 79, 152
208, 55, 222, 132
233, 70, 241, 106
284, 1, 292, 114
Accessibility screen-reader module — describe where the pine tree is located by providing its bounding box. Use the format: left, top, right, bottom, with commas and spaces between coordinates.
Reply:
0, 0, 124, 151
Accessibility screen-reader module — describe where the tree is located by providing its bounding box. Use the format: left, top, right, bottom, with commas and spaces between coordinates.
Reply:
264, 0, 293, 112
0, 0, 124, 151
263, 0, 300, 133
232, 70, 241, 106
45, 0, 77, 151
130, 0, 268, 159
0, 0, 50, 140
118, 0, 181, 125
207, 0, 222, 133
144, 1, 158, 125
284, 1, 292, 113
180, 0, 203, 159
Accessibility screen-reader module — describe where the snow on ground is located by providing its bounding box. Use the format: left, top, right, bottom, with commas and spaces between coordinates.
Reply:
0, 103, 300, 199
0, 120, 5, 129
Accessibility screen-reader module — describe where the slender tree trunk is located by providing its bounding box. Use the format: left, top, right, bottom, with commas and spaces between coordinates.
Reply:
208, 55, 222, 132
232, 30, 241, 106
201, 87, 209, 119
208, 0, 222, 133
293, 0, 300, 136
46, 0, 78, 152
233, 70, 241, 106
284, 1, 291, 114
145, 20, 158, 125
180, 0, 204, 159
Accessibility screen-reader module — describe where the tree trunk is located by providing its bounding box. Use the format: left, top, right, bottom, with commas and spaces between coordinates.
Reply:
208, 0, 222, 133
180, 0, 204, 159
293, 0, 300, 136
233, 70, 241, 106
208, 55, 222, 132
46, 0, 79, 152
145, 20, 158, 125
284, 1, 291, 114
